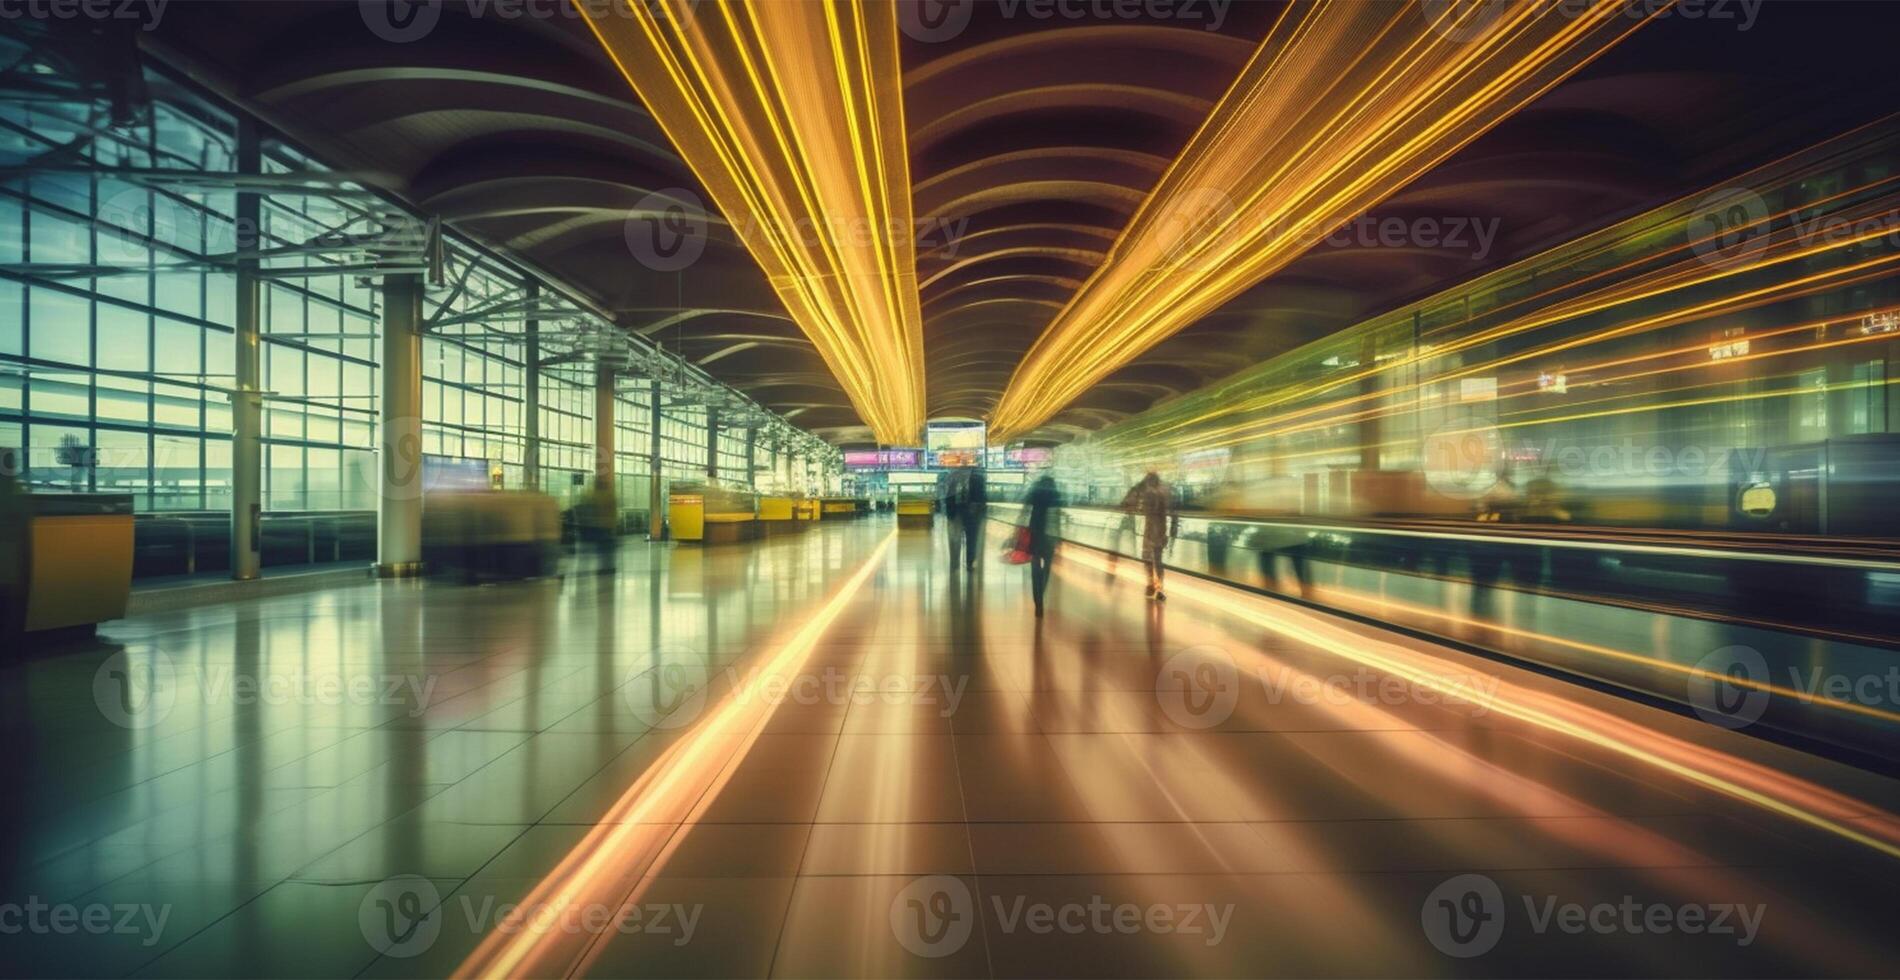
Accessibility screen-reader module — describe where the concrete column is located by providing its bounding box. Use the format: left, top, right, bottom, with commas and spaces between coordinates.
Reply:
705, 408, 719, 483
647, 383, 664, 540
594, 363, 615, 488
230, 119, 262, 580
376, 274, 425, 576
744, 427, 757, 491
522, 284, 540, 489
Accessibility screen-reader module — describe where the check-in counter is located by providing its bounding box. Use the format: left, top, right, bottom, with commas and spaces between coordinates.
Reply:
669, 484, 760, 543
896, 492, 935, 528
758, 495, 811, 535
819, 496, 863, 520
1, 492, 135, 641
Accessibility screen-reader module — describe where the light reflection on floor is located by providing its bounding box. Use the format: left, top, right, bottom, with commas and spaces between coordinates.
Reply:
2, 518, 1897, 978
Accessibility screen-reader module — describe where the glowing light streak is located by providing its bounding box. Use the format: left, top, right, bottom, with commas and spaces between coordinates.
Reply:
1103, 164, 1900, 452
1170, 305, 1900, 456
1295, 582, 1900, 724
1106, 215, 1900, 458
454, 529, 897, 979
1063, 545, 1900, 860
990, 0, 1657, 438
580, 1, 925, 443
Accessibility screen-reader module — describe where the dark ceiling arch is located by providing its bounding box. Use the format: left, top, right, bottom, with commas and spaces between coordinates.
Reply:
123, 1, 1900, 445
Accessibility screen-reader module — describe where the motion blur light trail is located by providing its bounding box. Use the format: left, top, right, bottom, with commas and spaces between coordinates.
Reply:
453, 530, 896, 980
989, 0, 1656, 438
1078, 121, 1900, 471
1063, 546, 1900, 861
1107, 210, 1900, 460
580, 0, 926, 443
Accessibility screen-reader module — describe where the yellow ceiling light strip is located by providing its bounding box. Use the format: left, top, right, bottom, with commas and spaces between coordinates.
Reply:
988, 0, 1660, 439
579, 0, 926, 443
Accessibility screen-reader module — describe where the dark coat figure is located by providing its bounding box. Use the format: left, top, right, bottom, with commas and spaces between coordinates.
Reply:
1025, 475, 1061, 615
945, 467, 988, 571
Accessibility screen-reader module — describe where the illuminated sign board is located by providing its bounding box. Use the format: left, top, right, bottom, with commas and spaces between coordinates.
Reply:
842, 448, 924, 469
925, 421, 986, 453
1458, 377, 1497, 403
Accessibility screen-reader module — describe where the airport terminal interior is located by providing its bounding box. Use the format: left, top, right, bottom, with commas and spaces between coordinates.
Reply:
3, 1, 1900, 977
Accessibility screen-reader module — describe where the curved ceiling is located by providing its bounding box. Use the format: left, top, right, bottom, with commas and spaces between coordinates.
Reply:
124, 0, 1900, 448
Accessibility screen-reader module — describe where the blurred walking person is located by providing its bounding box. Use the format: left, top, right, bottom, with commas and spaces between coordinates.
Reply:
1107, 484, 1138, 579
1125, 471, 1179, 601
943, 466, 971, 572
582, 477, 619, 575
957, 465, 987, 572
1025, 474, 1062, 617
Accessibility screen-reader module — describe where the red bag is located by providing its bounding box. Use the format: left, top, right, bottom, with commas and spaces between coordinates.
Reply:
1001, 526, 1032, 565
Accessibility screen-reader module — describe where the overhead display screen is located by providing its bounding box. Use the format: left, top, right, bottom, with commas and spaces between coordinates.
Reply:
925, 421, 987, 453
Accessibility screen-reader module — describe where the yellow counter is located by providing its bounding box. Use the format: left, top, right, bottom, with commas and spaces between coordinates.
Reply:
3, 494, 135, 638
896, 495, 934, 528
669, 484, 759, 543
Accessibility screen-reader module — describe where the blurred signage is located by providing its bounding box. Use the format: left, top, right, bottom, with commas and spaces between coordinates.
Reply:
843, 448, 924, 469
1860, 311, 1899, 335
1737, 481, 1777, 517
1005, 447, 1052, 466
1182, 448, 1230, 470
936, 449, 982, 468
888, 470, 939, 485
423, 455, 492, 492
1536, 371, 1567, 394
1457, 378, 1497, 403
1709, 327, 1750, 360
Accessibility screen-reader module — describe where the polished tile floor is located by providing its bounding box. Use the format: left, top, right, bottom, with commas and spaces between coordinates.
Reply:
3, 518, 1898, 978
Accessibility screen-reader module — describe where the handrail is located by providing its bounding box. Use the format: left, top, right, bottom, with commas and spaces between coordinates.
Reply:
993, 503, 1900, 573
